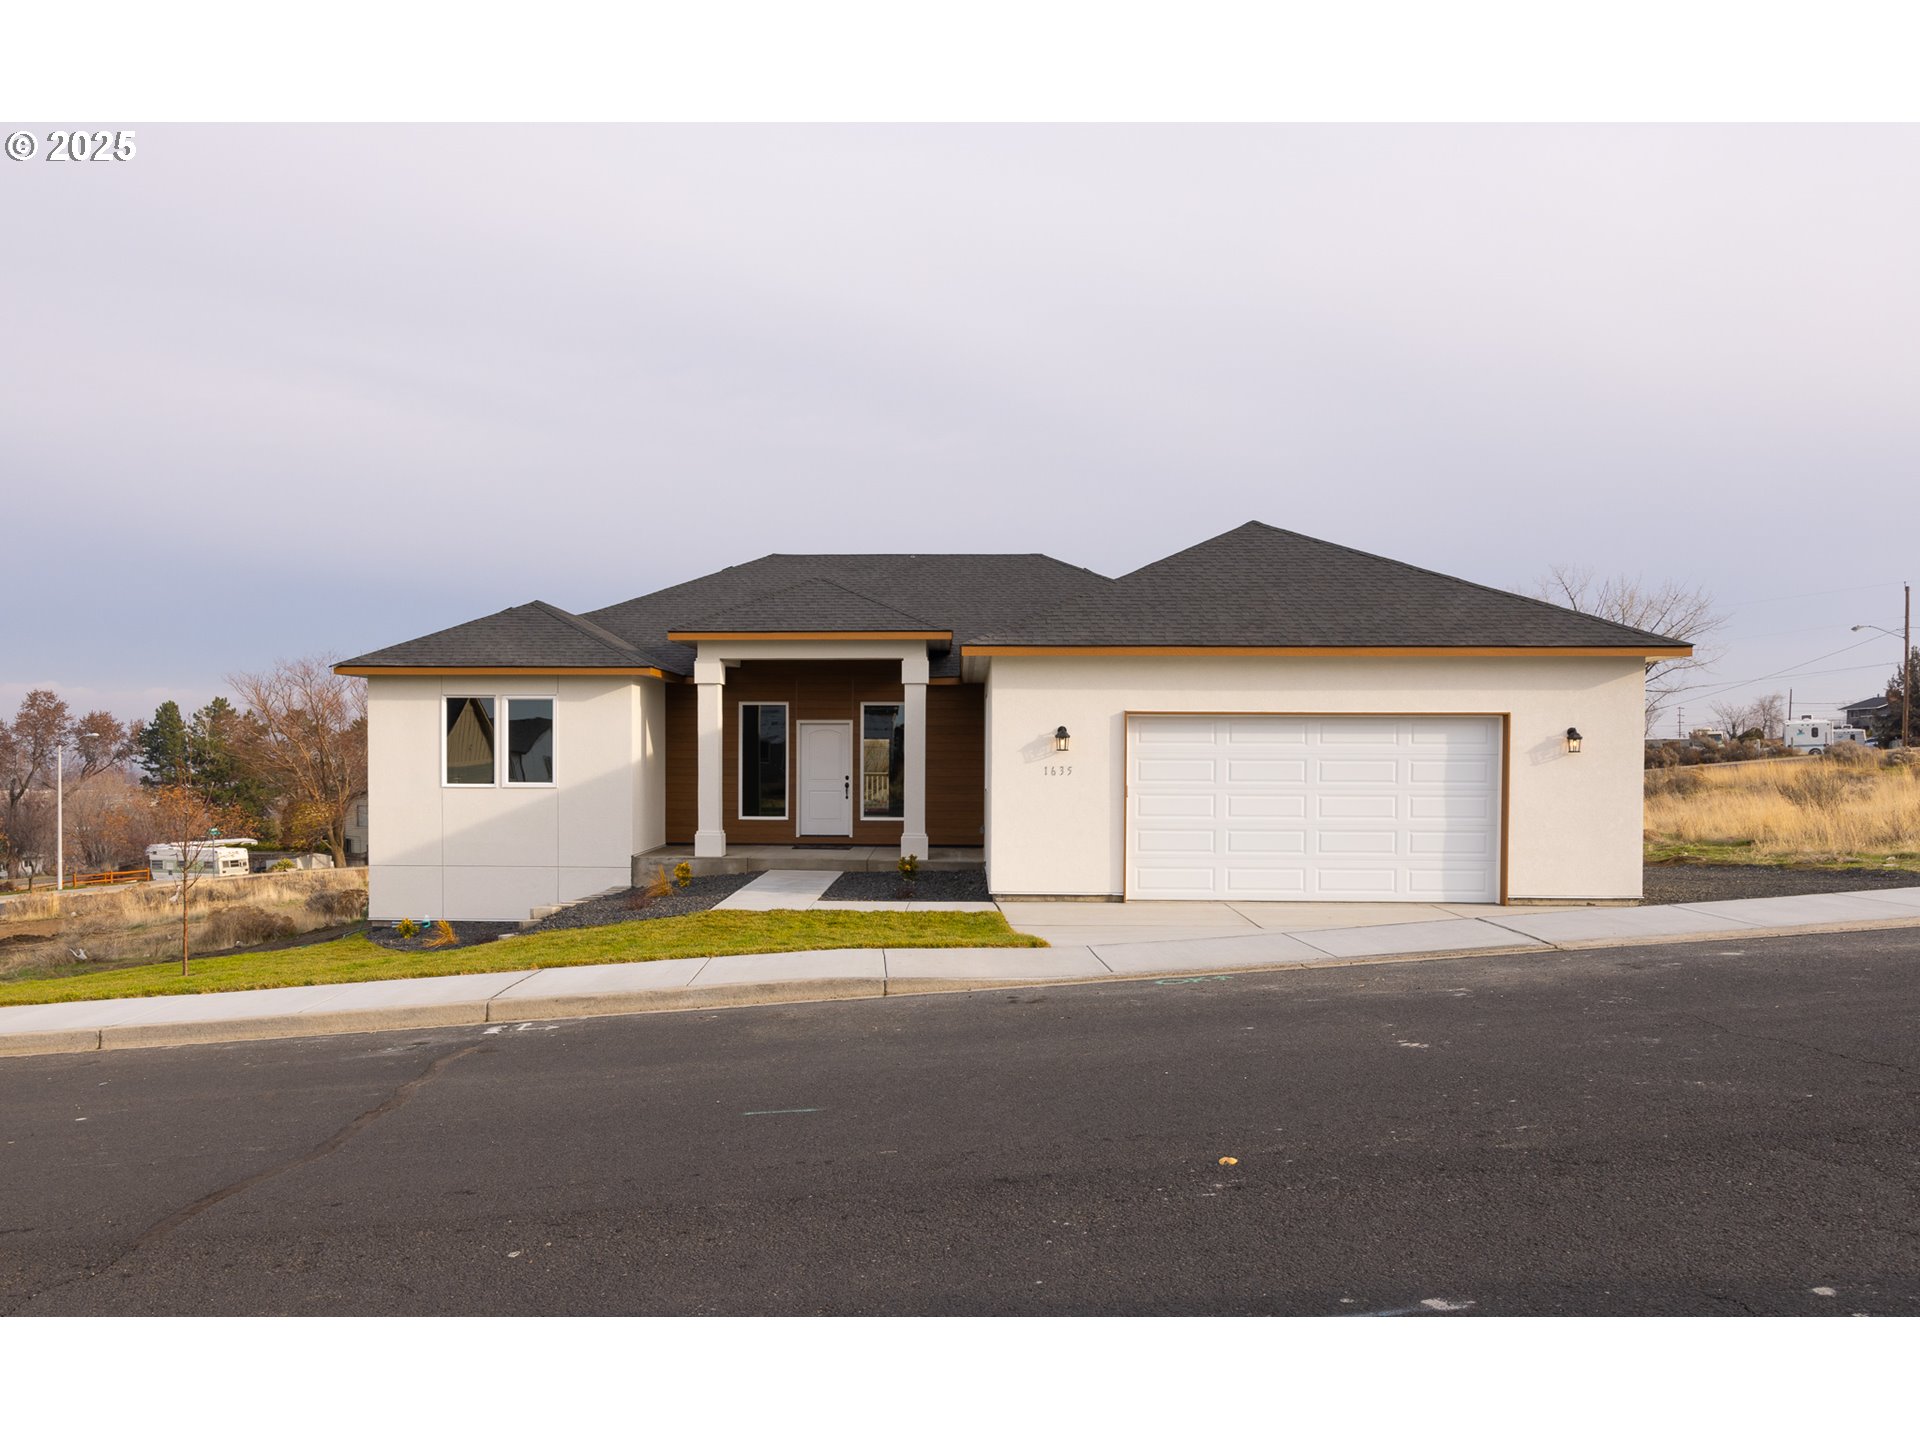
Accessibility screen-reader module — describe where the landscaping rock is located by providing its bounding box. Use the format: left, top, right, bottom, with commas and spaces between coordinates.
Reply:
366, 871, 765, 951
822, 868, 993, 902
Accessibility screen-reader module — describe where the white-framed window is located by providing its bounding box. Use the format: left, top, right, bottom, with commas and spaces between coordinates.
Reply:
443, 696, 497, 786
502, 696, 556, 786
442, 693, 557, 787
860, 702, 905, 820
738, 701, 789, 820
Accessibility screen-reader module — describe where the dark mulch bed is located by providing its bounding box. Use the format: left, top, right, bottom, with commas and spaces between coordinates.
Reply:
370, 920, 522, 952
822, 867, 992, 902
1642, 862, 1918, 906
522, 871, 762, 930
367, 871, 765, 951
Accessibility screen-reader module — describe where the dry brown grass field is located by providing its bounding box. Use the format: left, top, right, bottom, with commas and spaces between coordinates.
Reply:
1645, 749, 1920, 868
0, 868, 368, 979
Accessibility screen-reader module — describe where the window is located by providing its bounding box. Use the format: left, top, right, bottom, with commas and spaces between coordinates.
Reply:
445, 697, 496, 785
739, 702, 788, 818
861, 703, 905, 819
504, 697, 555, 784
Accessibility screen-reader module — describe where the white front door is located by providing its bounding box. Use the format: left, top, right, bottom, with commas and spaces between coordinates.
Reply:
1126, 714, 1503, 902
797, 721, 852, 836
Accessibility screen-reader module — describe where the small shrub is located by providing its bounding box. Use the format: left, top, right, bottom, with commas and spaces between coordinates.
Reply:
674, 861, 693, 889
198, 905, 298, 951
1827, 739, 1876, 769
897, 853, 921, 881
395, 917, 421, 939
315, 886, 370, 922
1644, 768, 1704, 801
421, 918, 458, 949
269, 858, 296, 872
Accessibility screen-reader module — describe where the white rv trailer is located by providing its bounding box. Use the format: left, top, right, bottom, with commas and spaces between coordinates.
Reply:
1783, 719, 1870, 754
146, 838, 259, 880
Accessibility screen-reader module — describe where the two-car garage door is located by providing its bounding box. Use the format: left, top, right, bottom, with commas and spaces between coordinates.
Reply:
1126, 715, 1503, 903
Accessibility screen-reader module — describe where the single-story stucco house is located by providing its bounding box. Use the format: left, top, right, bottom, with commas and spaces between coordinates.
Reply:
337, 522, 1688, 921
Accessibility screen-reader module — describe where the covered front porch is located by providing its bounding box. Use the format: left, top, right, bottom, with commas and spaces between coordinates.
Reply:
659, 639, 985, 866
634, 844, 986, 879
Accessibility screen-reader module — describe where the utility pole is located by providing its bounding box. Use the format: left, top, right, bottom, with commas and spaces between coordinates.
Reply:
1905, 581, 1912, 750
55, 746, 63, 892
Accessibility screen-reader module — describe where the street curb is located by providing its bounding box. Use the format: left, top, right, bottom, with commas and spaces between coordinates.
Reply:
3, 912, 1918, 1058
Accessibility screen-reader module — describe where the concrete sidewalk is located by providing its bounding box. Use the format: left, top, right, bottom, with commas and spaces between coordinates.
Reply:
4, 887, 1917, 1057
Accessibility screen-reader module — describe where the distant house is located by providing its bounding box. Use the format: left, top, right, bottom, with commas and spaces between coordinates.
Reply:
343, 792, 369, 863
1844, 695, 1892, 732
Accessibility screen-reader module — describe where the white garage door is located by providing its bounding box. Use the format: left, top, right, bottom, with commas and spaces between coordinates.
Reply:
1127, 715, 1502, 903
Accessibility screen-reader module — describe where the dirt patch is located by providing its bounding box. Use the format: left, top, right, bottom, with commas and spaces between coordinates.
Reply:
1642, 862, 1917, 906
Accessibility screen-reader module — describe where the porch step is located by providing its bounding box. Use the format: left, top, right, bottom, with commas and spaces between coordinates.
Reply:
634, 845, 982, 883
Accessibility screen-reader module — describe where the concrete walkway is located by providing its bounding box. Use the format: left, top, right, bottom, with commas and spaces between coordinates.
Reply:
711, 870, 839, 910
4, 887, 1918, 1058
713, 868, 999, 912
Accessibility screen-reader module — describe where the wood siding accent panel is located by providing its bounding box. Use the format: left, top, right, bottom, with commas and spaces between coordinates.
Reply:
664, 681, 697, 844
926, 681, 985, 844
661, 661, 983, 847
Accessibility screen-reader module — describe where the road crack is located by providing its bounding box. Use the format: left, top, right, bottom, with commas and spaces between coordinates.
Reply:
1680, 1012, 1917, 1083
5, 1040, 485, 1312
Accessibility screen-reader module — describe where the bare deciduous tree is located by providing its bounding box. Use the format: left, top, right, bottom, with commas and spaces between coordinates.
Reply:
1709, 699, 1756, 738
0, 689, 73, 886
1534, 566, 1726, 734
1752, 692, 1787, 741
228, 657, 367, 866
149, 784, 254, 977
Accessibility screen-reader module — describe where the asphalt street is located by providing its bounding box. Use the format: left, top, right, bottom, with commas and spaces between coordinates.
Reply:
2, 929, 1916, 1315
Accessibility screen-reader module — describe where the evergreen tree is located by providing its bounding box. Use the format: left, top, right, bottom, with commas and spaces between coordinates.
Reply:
1876, 649, 1920, 746
188, 698, 271, 820
136, 701, 189, 788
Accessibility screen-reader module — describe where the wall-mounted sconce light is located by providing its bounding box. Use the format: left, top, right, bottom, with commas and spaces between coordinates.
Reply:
1054, 726, 1072, 753
1565, 727, 1583, 755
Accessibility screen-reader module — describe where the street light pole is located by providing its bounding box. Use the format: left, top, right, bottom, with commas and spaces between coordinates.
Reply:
1853, 605, 1913, 749
54, 730, 101, 892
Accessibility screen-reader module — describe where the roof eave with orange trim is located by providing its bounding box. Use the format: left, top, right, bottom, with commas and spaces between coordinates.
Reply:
666, 630, 953, 643
333, 664, 674, 679
958, 644, 1692, 659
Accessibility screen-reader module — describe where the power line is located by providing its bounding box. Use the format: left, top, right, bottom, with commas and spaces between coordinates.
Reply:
1725, 581, 1900, 609
1667, 635, 1886, 705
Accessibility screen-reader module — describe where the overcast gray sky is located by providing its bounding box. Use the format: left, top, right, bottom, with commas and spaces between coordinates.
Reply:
2, 125, 1911, 731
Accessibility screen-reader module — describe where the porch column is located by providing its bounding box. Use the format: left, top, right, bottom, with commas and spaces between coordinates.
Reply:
901, 654, 929, 862
693, 658, 727, 858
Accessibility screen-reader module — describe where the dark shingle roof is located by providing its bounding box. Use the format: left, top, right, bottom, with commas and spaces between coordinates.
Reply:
582, 552, 1112, 677
970, 523, 1686, 650
674, 577, 946, 635
342, 523, 1687, 674
341, 600, 676, 670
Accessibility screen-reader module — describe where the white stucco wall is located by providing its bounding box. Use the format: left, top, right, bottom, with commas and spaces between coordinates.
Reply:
983, 654, 1647, 901
367, 674, 664, 920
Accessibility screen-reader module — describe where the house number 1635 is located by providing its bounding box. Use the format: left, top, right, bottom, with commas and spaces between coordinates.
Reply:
1043, 764, 1073, 776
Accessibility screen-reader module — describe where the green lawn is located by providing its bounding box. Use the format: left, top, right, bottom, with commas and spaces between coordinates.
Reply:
0, 909, 1045, 1008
